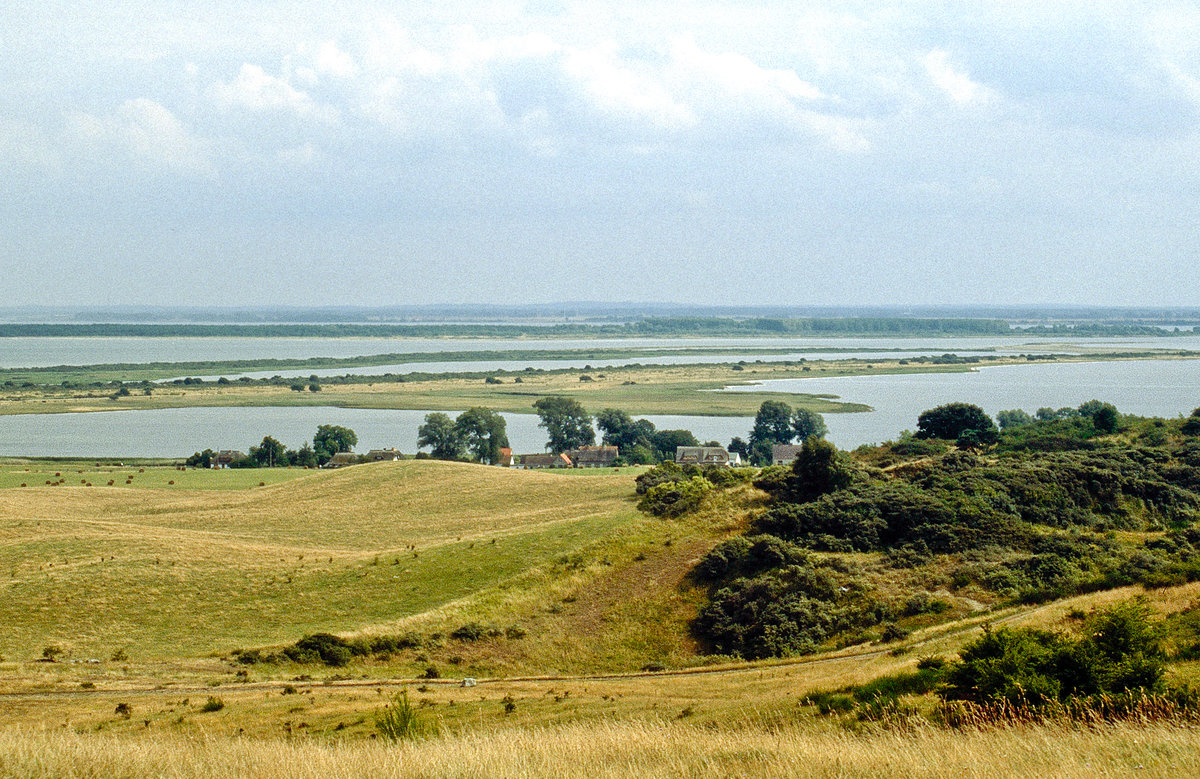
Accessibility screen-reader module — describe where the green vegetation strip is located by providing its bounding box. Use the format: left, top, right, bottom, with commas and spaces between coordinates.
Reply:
2, 316, 1191, 340
0, 345, 1008, 384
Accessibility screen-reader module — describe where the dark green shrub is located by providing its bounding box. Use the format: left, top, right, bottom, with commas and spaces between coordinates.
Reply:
290, 633, 363, 667
637, 476, 712, 517
940, 601, 1166, 708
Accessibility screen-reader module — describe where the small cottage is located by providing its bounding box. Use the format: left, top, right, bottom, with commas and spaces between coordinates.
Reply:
322, 452, 360, 468
771, 444, 805, 466
214, 450, 246, 469
675, 446, 738, 467
565, 445, 619, 468
513, 452, 572, 469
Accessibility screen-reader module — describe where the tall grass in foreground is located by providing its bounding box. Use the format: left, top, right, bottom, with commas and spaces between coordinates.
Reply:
2, 720, 1200, 778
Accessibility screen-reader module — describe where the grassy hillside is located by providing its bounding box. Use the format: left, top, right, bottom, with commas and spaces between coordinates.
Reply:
3, 450, 1200, 777
0, 461, 681, 661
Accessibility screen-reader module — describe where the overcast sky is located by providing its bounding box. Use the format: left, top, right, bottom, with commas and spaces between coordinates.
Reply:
2, 1, 1198, 308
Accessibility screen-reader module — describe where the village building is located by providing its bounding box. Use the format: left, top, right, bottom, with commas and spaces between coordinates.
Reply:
675, 446, 739, 467
497, 447, 515, 467
513, 452, 572, 469
564, 445, 619, 468
322, 452, 360, 468
364, 448, 402, 461
213, 450, 246, 469
772, 444, 805, 466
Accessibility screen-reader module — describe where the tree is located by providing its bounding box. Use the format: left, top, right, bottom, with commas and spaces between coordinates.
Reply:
186, 448, 215, 468
650, 429, 699, 460
290, 441, 318, 468
250, 435, 287, 468
313, 424, 357, 464
1092, 405, 1120, 434
749, 400, 795, 464
595, 408, 656, 451
533, 396, 594, 453
792, 408, 828, 441
454, 407, 509, 464
417, 412, 465, 460
728, 436, 751, 461
786, 437, 854, 503
1077, 400, 1120, 434
916, 403, 996, 441
997, 409, 1034, 430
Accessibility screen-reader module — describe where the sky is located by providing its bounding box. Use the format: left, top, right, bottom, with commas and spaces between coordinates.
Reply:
1, 1, 1198, 308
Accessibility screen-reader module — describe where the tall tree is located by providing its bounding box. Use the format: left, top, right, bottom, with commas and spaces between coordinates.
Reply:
792, 408, 828, 441
749, 400, 795, 464
417, 412, 465, 460
313, 424, 358, 463
454, 407, 509, 464
651, 429, 699, 459
289, 441, 319, 468
250, 435, 287, 468
786, 437, 854, 503
915, 403, 995, 441
533, 396, 594, 453
596, 408, 656, 450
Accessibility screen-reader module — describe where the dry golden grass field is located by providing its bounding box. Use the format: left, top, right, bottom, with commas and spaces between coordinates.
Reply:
2, 459, 1200, 777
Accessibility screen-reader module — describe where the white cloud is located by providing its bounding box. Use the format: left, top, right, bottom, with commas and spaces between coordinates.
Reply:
924, 49, 992, 105
560, 45, 693, 129
210, 63, 339, 123
315, 41, 357, 78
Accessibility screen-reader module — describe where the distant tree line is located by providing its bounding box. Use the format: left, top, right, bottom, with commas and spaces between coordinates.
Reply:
0, 315, 1104, 340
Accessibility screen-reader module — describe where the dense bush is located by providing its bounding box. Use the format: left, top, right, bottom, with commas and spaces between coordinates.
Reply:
634, 461, 694, 495
637, 476, 712, 517
693, 560, 877, 659
689, 407, 1200, 660
693, 535, 810, 582
941, 602, 1166, 707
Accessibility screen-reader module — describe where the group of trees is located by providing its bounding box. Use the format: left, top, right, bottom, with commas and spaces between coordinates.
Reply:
525, 397, 703, 463
594, 408, 702, 464
415, 398, 708, 465
916, 399, 1125, 449
736, 400, 829, 464
416, 409, 509, 464
186, 424, 358, 468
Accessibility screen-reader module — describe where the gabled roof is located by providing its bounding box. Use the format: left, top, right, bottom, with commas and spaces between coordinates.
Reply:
675, 446, 732, 464
566, 445, 619, 464
517, 452, 572, 467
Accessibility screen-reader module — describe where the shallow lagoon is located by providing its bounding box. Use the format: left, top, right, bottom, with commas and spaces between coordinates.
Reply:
1, 359, 1197, 457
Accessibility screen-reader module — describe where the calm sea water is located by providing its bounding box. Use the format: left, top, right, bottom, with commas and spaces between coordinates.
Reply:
1, 359, 1197, 457
0, 408, 753, 459
720, 359, 1200, 446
